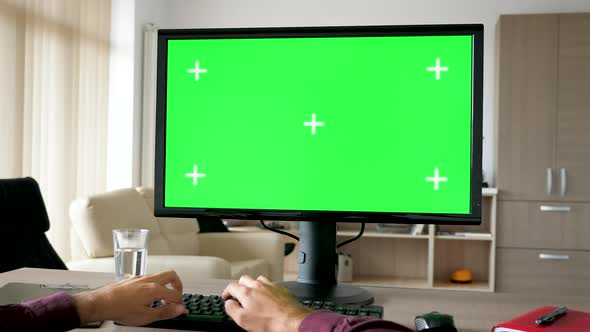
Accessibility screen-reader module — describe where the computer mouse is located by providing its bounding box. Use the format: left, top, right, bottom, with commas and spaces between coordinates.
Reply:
414, 311, 457, 332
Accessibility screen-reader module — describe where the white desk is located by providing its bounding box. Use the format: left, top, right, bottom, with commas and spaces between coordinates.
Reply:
2, 268, 590, 332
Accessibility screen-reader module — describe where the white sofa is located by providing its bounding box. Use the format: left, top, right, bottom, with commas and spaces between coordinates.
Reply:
67, 187, 284, 282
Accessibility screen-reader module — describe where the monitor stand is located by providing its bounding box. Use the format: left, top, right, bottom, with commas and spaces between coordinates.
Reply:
279, 221, 374, 305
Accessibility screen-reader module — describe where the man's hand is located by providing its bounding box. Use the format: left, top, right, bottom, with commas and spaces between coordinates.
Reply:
72, 271, 188, 326
222, 275, 313, 332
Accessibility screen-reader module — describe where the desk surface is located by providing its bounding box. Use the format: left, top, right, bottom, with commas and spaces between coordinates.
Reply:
1, 268, 589, 332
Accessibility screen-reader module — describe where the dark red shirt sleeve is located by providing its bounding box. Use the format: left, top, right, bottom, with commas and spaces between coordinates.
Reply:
0, 292, 81, 332
300, 311, 414, 332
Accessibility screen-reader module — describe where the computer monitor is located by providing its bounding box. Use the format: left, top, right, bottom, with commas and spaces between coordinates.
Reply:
154, 24, 483, 305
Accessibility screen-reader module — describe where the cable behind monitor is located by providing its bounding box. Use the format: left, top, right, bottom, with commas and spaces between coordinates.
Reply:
337, 223, 365, 248
258, 220, 366, 249
259, 220, 299, 241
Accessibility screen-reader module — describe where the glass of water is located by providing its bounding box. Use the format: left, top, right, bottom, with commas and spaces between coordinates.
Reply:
113, 229, 149, 281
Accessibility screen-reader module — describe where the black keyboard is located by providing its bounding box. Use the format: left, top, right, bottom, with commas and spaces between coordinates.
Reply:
146, 293, 384, 331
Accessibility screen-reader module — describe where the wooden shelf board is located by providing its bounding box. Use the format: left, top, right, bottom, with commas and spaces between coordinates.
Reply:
284, 273, 491, 292
435, 235, 493, 241
284, 273, 429, 289
337, 230, 429, 239
351, 276, 430, 289
433, 280, 491, 292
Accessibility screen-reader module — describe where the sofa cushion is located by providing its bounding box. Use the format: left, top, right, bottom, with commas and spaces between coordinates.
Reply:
69, 188, 171, 258
67, 255, 232, 280
229, 259, 269, 280
136, 187, 200, 255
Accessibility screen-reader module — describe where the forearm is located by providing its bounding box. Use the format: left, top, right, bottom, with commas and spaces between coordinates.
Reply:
0, 292, 81, 332
300, 311, 414, 332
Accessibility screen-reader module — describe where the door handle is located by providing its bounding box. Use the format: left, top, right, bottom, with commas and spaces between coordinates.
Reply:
546, 168, 553, 196
560, 168, 567, 197
540, 205, 572, 212
539, 253, 570, 261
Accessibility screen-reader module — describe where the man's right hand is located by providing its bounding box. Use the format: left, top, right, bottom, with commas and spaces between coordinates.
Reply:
222, 275, 313, 332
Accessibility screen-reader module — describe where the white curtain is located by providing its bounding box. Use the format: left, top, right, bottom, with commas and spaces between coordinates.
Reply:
0, 0, 111, 261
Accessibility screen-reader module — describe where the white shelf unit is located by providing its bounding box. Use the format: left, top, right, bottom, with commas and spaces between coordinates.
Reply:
337, 230, 430, 240
283, 188, 498, 292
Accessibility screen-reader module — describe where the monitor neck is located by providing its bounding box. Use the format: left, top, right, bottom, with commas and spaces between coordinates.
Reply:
297, 221, 337, 285
280, 221, 373, 305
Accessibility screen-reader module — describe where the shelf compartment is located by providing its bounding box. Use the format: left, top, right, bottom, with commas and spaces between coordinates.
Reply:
433, 239, 491, 291
338, 237, 429, 285
435, 194, 494, 234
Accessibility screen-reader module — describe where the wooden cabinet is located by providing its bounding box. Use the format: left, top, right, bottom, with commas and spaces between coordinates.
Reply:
496, 13, 590, 296
496, 15, 559, 201
556, 14, 590, 200
497, 14, 590, 202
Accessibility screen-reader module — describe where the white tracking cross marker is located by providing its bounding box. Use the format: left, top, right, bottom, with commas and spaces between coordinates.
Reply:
186, 165, 206, 186
426, 168, 448, 190
187, 60, 208, 81
304, 113, 324, 135
427, 58, 449, 80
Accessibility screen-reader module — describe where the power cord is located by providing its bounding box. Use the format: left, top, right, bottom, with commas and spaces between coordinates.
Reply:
336, 223, 365, 248
259, 220, 299, 241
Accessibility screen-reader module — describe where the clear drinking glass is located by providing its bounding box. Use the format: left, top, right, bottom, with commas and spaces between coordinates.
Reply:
113, 229, 149, 280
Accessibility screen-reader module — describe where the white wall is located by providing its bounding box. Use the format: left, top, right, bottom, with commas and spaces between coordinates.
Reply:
130, 0, 590, 186
106, 0, 160, 189
107, 0, 135, 190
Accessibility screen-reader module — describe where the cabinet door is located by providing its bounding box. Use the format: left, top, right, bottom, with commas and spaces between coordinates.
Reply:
497, 201, 590, 250
496, 15, 559, 201
556, 14, 590, 201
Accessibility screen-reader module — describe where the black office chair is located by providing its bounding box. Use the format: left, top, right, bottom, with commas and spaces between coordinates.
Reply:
0, 177, 67, 273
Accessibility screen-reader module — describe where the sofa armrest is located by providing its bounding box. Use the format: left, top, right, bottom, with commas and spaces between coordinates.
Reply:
67, 255, 231, 281
198, 232, 284, 282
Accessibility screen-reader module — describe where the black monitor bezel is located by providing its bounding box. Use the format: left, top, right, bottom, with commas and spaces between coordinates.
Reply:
154, 24, 483, 225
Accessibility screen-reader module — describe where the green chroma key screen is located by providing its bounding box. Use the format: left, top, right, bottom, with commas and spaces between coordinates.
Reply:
163, 33, 474, 214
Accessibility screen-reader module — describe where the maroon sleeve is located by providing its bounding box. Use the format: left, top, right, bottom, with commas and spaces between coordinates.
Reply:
300, 311, 414, 332
0, 292, 81, 332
